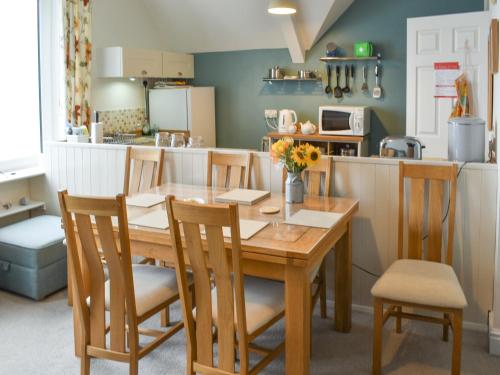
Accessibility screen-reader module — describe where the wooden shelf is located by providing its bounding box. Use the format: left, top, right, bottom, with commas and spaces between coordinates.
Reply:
267, 132, 366, 143
320, 53, 381, 62
0, 201, 45, 219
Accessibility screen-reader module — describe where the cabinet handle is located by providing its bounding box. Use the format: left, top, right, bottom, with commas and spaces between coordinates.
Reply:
141, 70, 148, 76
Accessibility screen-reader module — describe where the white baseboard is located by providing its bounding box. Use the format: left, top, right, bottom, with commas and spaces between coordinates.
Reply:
488, 313, 500, 355
325, 299, 488, 333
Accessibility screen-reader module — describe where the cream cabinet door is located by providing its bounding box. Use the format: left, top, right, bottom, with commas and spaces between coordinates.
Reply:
162, 52, 194, 79
406, 11, 489, 159
122, 48, 163, 78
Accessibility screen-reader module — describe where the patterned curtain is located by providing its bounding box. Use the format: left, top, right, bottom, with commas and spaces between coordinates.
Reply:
63, 0, 92, 128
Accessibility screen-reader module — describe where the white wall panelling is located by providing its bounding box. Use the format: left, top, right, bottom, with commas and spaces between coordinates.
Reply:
37, 142, 498, 328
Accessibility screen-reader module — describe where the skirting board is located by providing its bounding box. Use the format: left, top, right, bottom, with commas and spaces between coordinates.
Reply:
488, 312, 500, 355
325, 300, 488, 333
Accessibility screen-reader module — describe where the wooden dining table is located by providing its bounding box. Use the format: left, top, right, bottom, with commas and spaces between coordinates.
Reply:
70, 183, 359, 375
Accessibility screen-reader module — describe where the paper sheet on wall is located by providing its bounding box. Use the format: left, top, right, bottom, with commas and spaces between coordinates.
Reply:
434, 62, 460, 98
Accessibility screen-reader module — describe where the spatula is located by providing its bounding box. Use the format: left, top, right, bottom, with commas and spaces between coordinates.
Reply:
334, 65, 343, 98
361, 65, 368, 93
372, 64, 382, 99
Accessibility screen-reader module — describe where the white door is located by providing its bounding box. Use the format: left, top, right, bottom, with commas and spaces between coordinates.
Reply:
406, 11, 489, 159
149, 88, 189, 131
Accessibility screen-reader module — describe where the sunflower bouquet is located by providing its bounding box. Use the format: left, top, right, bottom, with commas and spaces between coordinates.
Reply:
271, 138, 321, 173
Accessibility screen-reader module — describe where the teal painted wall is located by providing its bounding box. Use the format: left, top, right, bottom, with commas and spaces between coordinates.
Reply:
194, 0, 484, 152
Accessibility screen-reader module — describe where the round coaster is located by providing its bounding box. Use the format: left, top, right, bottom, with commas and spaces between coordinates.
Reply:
259, 206, 280, 214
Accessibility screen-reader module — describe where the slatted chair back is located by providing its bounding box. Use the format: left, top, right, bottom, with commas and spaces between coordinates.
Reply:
207, 151, 252, 189
124, 146, 165, 196
58, 190, 139, 359
281, 157, 333, 196
166, 196, 248, 375
398, 162, 458, 265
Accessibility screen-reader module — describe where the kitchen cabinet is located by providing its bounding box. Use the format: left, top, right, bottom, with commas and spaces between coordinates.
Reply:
95, 47, 195, 79
162, 52, 194, 78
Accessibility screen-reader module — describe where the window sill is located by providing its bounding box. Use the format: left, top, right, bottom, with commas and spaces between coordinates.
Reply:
0, 166, 45, 184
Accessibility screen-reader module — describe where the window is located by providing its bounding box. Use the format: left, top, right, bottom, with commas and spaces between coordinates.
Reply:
0, 0, 41, 167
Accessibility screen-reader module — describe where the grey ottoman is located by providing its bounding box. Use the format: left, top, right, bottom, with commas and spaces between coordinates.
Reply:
0, 215, 67, 300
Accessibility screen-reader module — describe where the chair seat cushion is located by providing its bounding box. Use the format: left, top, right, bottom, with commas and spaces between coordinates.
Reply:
97, 265, 184, 317
209, 276, 285, 335
0, 215, 66, 268
371, 259, 467, 309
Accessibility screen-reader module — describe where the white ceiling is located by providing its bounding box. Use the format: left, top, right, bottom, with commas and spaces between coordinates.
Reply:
141, 0, 354, 61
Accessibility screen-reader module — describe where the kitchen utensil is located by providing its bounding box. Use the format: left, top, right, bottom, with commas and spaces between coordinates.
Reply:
298, 70, 312, 79
326, 42, 338, 57
350, 65, 355, 92
170, 133, 186, 148
361, 65, 369, 92
334, 65, 343, 98
379, 136, 425, 159
269, 65, 282, 79
278, 109, 298, 133
354, 41, 374, 57
340, 146, 356, 157
448, 116, 485, 162
342, 65, 350, 94
325, 65, 332, 95
300, 121, 317, 135
372, 64, 382, 99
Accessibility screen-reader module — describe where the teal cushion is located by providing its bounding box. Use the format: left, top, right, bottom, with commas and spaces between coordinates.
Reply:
0, 215, 66, 269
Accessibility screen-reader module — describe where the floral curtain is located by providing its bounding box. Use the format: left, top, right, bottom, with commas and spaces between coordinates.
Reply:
63, 0, 92, 128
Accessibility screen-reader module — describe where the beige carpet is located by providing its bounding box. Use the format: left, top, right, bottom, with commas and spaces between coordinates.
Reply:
1, 289, 499, 374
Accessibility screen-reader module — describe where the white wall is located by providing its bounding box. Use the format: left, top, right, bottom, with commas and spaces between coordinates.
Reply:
489, 1, 500, 355
91, 0, 166, 111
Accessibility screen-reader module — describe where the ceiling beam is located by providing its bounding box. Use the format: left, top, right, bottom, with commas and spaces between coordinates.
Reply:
280, 15, 305, 63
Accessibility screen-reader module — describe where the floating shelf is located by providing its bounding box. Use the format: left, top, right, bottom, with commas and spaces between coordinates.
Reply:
0, 201, 45, 219
320, 53, 382, 62
262, 78, 321, 83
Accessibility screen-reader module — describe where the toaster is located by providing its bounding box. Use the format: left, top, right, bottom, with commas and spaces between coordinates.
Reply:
379, 136, 425, 160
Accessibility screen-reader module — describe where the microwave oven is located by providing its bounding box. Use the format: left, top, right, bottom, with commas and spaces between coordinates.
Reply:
318, 105, 370, 136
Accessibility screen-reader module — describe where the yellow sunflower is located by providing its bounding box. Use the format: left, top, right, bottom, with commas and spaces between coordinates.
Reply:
305, 144, 321, 166
291, 146, 307, 167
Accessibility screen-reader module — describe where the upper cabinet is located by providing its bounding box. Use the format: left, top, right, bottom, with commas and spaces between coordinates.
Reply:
95, 47, 194, 79
162, 52, 194, 79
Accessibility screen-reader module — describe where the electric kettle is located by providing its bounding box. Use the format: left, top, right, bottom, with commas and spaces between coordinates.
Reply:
278, 109, 297, 133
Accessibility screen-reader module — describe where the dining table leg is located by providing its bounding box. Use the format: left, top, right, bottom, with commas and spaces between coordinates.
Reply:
334, 221, 352, 332
285, 263, 311, 375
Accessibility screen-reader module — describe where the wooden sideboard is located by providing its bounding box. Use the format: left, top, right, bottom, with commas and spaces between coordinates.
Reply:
267, 132, 369, 156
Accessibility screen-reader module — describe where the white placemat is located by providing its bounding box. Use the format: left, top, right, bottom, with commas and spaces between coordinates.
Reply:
214, 189, 270, 206
201, 219, 269, 240
284, 209, 342, 229
129, 210, 169, 230
126, 193, 165, 208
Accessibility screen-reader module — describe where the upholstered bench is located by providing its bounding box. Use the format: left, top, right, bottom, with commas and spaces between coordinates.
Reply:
0, 215, 67, 300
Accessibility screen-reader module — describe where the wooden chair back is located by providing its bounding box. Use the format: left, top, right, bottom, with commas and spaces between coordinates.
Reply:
123, 146, 165, 196
207, 151, 252, 189
58, 190, 139, 357
398, 162, 458, 265
165, 196, 249, 374
281, 157, 332, 196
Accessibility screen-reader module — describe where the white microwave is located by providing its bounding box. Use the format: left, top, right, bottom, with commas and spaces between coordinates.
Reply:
318, 105, 370, 136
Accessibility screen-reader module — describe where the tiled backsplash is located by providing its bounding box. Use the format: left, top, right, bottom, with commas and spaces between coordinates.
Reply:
98, 108, 145, 135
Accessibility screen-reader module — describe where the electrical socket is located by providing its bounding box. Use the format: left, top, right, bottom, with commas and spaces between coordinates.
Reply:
265, 109, 278, 119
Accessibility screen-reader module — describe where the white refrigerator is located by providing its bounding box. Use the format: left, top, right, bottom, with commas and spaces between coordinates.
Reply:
148, 87, 216, 147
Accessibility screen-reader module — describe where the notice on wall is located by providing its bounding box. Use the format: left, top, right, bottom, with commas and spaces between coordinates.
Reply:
434, 62, 460, 98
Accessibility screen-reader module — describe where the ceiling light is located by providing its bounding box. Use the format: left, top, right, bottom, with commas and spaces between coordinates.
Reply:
268, 0, 296, 15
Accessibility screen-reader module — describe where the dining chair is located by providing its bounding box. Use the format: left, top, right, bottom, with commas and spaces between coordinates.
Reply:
207, 151, 253, 189
58, 190, 188, 375
371, 162, 467, 375
165, 195, 285, 375
123, 146, 165, 196
281, 157, 333, 320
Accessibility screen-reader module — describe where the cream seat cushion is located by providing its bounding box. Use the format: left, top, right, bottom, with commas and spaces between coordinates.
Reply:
88, 264, 183, 317
203, 276, 285, 335
371, 259, 467, 309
